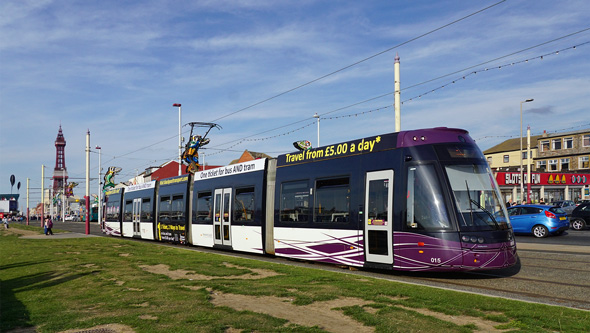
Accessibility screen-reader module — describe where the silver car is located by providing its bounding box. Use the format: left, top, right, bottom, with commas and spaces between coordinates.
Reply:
551, 200, 576, 216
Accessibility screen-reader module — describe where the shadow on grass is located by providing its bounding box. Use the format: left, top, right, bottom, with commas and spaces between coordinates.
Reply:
0, 269, 95, 332
0, 260, 51, 271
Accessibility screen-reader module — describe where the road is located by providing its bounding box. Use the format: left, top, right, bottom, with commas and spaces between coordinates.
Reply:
15, 220, 590, 311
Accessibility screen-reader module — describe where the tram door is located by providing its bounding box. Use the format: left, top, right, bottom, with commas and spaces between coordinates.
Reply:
364, 170, 394, 264
132, 198, 141, 237
213, 188, 232, 246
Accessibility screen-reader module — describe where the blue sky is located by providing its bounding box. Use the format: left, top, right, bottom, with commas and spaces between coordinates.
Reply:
1, 0, 589, 207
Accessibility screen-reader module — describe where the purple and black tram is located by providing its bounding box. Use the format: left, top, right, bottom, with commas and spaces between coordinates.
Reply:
102, 127, 518, 272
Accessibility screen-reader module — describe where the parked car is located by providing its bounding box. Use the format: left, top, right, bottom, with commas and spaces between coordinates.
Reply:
570, 202, 590, 230
507, 204, 569, 238
551, 200, 576, 216
64, 215, 78, 221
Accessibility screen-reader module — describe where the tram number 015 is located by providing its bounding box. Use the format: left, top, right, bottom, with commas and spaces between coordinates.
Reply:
430, 258, 441, 264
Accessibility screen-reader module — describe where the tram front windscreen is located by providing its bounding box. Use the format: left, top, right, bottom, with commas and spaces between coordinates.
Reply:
445, 164, 511, 232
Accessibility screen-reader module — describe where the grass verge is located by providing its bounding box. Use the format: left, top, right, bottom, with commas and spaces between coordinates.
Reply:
1, 224, 588, 332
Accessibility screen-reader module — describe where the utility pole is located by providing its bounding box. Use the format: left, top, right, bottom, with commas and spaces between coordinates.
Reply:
173, 103, 182, 176
26, 178, 30, 225
85, 129, 90, 234
394, 53, 401, 132
41, 165, 45, 228
96, 146, 102, 226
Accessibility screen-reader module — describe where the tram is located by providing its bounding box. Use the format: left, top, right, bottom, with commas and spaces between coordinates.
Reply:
102, 127, 518, 272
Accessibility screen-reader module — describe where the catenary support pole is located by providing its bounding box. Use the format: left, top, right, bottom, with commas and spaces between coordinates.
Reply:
85, 129, 90, 234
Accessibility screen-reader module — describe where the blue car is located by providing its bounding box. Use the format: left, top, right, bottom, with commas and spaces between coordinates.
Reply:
507, 204, 569, 238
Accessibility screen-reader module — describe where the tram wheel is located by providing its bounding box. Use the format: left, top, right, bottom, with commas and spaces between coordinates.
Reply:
570, 219, 586, 231
532, 225, 549, 238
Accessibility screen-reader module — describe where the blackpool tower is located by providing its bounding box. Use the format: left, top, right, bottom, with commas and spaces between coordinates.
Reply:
52, 125, 69, 194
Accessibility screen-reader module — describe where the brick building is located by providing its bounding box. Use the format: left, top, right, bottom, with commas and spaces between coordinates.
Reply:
484, 128, 590, 204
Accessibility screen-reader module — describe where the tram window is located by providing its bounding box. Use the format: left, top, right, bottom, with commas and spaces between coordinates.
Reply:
406, 165, 452, 231
368, 178, 389, 224
368, 230, 388, 255
171, 195, 185, 222
124, 200, 133, 222
235, 187, 255, 222
195, 191, 212, 222
314, 177, 350, 223
280, 180, 309, 222
105, 201, 120, 221
159, 196, 171, 222
141, 198, 152, 222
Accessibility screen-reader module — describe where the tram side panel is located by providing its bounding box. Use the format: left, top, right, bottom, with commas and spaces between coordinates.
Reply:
191, 159, 267, 254
274, 142, 375, 267
157, 175, 191, 244
103, 187, 124, 236
121, 181, 157, 240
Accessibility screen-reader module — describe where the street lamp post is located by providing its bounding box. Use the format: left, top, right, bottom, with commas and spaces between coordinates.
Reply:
62, 168, 66, 222
41, 165, 45, 227
520, 98, 534, 203
96, 146, 102, 226
313, 113, 320, 147
173, 103, 182, 176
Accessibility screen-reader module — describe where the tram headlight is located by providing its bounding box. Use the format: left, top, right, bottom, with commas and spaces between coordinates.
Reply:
462, 235, 485, 244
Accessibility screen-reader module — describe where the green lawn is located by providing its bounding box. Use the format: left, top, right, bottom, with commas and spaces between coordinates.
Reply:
1, 224, 588, 332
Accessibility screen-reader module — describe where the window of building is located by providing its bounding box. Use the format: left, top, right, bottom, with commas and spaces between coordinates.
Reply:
564, 137, 573, 149
234, 187, 255, 222
580, 156, 589, 169
548, 159, 558, 171
540, 140, 550, 152
522, 151, 528, 159
487, 156, 492, 165
552, 139, 562, 150
561, 158, 570, 171
503, 155, 509, 163
280, 180, 309, 222
314, 177, 350, 223
583, 134, 590, 147
537, 160, 547, 171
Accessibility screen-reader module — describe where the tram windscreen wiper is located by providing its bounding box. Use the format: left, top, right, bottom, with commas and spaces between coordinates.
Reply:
465, 180, 474, 226
469, 199, 499, 229
465, 180, 499, 229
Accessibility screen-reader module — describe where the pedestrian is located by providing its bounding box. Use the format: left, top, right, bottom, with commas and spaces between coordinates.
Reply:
44, 216, 49, 235
3, 216, 8, 229
47, 216, 54, 235
539, 198, 545, 204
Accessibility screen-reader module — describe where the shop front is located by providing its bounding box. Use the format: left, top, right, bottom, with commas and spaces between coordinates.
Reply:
495, 172, 589, 205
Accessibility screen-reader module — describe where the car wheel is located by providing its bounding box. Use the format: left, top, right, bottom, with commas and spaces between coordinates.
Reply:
532, 225, 549, 238
570, 219, 586, 231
